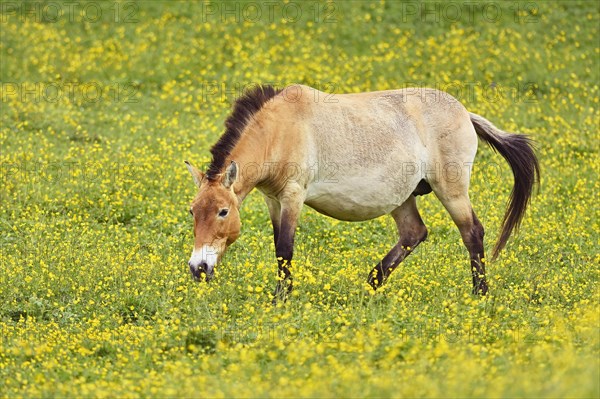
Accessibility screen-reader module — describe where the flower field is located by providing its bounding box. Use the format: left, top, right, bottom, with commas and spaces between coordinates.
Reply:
1, 1, 598, 397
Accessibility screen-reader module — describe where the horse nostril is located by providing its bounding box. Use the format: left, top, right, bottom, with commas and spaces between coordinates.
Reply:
188, 261, 212, 282
189, 263, 201, 281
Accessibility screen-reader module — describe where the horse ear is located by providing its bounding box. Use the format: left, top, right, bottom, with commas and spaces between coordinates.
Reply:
222, 161, 238, 189
185, 160, 204, 188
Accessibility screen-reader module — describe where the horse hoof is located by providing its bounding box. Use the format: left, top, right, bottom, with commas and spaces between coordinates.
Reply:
271, 292, 288, 305
367, 272, 383, 291
472, 281, 488, 295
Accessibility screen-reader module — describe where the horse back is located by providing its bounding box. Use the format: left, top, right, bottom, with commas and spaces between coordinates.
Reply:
273, 85, 476, 172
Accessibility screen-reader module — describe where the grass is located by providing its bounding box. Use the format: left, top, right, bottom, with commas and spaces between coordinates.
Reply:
1, 1, 599, 397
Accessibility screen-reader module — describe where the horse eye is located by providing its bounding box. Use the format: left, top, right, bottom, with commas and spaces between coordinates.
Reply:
218, 208, 229, 218
189, 209, 193, 216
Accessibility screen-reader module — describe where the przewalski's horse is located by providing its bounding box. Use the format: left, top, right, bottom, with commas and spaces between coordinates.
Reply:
186, 84, 539, 300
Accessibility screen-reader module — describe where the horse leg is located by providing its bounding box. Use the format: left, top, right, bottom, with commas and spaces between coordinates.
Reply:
272, 187, 304, 303
264, 196, 281, 247
368, 196, 428, 289
434, 192, 488, 295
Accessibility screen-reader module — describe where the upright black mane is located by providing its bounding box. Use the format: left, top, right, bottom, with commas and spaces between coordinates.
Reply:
206, 85, 282, 180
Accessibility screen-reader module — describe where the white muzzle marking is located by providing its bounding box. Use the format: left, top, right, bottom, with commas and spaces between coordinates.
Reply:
189, 244, 220, 275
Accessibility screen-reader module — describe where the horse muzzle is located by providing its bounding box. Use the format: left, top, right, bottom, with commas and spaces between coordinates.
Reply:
189, 261, 214, 282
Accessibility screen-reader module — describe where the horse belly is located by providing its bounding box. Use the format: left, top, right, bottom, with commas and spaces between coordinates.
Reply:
304, 176, 414, 221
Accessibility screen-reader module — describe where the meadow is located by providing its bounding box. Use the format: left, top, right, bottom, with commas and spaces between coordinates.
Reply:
0, 1, 598, 397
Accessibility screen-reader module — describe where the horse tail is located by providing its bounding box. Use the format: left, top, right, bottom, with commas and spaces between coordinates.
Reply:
470, 112, 540, 260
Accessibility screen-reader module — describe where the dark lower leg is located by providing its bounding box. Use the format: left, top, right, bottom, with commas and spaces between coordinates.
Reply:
368, 198, 428, 290
273, 259, 293, 299
368, 228, 427, 290
368, 242, 415, 289
272, 209, 297, 303
464, 212, 487, 295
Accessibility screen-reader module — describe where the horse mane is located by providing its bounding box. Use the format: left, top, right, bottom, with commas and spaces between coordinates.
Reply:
206, 85, 282, 180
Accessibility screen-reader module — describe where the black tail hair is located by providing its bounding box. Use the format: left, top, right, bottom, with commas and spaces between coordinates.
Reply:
470, 113, 541, 259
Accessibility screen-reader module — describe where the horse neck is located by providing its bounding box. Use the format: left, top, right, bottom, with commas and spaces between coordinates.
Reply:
228, 125, 270, 202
